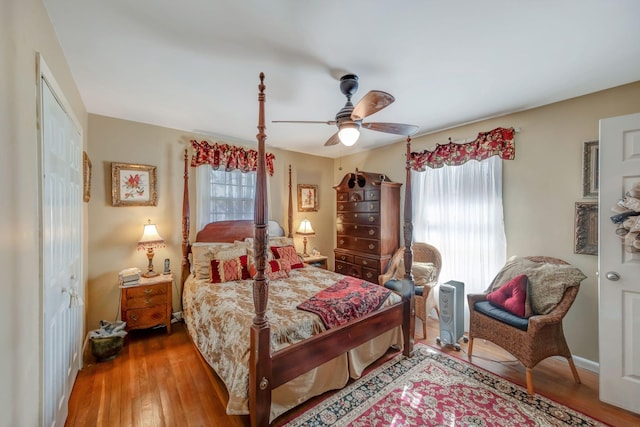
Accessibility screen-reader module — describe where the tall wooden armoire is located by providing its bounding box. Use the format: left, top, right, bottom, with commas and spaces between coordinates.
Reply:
333, 170, 401, 282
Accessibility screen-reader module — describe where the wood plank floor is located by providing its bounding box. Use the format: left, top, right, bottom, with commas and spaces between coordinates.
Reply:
66, 319, 640, 426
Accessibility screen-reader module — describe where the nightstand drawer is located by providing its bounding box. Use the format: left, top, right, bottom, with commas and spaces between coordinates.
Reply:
126, 293, 168, 309
123, 305, 168, 329
124, 283, 168, 309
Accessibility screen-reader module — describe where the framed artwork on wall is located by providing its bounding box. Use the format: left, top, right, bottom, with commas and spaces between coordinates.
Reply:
83, 151, 92, 203
574, 202, 598, 255
298, 184, 318, 212
111, 162, 158, 207
582, 140, 599, 198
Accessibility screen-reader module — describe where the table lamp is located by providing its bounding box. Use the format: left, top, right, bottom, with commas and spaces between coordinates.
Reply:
137, 219, 166, 277
296, 219, 315, 257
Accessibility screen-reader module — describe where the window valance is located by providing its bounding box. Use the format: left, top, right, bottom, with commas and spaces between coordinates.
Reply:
410, 127, 515, 171
190, 140, 275, 176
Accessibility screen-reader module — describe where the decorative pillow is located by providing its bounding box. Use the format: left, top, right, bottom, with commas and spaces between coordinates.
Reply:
268, 236, 294, 247
485, 257, 587, 315
270, 245, 304, 269
486, 274, 532, 318
210, 255, 250, 283
244, 237, 294, 261
192, 243, 247, 281
411, 262, 437, 287
249, 259, 290, 280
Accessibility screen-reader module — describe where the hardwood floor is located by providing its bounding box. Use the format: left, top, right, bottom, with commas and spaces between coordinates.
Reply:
66, 319, 640, 426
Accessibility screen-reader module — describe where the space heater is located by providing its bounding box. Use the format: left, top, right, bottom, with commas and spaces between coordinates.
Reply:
436, 280, 466, 350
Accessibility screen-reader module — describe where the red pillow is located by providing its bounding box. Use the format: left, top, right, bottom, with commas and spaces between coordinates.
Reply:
249, 259, 290, 280
210, 255, 250, 283
270, 245, 304, 269
486, 274, 532, 318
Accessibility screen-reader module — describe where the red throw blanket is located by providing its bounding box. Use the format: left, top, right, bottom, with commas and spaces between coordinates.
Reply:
297, 276, 391, 329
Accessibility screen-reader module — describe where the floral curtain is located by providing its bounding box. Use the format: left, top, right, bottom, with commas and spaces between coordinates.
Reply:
410, 127, 515, 170
190, 140, 275, 176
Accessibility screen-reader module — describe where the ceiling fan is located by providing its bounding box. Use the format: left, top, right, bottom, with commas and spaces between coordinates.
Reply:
273, 74, 419, 147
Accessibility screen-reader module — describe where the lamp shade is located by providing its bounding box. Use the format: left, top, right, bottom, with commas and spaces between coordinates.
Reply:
296, 219, 315, 236
338, 125, 360, 146
137, 221, 166, 250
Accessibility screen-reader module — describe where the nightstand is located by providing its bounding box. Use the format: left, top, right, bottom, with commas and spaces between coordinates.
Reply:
302, 254, 328, 270
120, 273, 173, 334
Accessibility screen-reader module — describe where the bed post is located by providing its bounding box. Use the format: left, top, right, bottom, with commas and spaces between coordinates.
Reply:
402, 136, 415, 356
181, 148, 191, 291
249, 72, 272, 427
287, 164, 293, 238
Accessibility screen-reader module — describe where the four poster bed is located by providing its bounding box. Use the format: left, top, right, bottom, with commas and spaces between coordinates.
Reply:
180, 73, 418, 426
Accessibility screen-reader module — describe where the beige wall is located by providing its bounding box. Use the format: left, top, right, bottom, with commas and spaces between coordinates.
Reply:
86, 115, 335, 330
335, 81, 640, 362
1, 0, 88, 425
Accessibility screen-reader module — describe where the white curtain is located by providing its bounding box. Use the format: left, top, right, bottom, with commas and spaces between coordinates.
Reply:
412, 156, 507, 329
195, 165, 262, 231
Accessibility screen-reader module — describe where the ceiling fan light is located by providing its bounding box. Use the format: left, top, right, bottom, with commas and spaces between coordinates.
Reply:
338, 126, 360, 146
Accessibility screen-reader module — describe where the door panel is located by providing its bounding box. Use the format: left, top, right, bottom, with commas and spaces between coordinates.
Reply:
41, 75, 83, 427
598, 112, 640, 414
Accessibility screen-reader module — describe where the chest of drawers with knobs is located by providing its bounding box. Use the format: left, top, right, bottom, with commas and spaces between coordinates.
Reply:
120, 274, 173, 334
333, 170, 401, 282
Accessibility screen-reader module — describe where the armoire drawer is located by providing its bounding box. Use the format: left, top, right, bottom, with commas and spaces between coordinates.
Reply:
337, 212, 380, 225
337, 224, 379, 239
337, 200, 379, 213
335, 261, 361, 278
336, 236, 379, 254
334, 251, 354, 264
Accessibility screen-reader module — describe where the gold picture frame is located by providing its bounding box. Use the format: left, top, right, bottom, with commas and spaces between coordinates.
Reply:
111, 162, 158, 207
298, 184, 318, 212
582, 140, 599, 198
574, 202, 598, 255
83, 151, 92, 203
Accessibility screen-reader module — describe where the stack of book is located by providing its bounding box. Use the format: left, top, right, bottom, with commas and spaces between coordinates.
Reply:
119, 267, 141, 287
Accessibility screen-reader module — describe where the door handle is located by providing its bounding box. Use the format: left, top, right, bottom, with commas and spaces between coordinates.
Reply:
606, 271, 620, 281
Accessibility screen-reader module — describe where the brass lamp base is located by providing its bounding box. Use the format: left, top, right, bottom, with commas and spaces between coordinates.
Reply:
143, 248, 159, 278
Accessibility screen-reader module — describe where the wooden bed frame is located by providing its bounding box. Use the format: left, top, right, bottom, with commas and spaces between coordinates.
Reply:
180, 73, 417, 426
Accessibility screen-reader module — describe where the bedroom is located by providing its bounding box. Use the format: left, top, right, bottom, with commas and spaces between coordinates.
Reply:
2, 0, 640, 426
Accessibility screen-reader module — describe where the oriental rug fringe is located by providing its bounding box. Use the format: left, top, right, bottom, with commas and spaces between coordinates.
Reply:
283, 343, 607, 426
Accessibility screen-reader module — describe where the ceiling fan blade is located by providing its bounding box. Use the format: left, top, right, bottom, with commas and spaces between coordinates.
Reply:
351, 91, 395, 120
362, 122, 419, 136
272, 120, 336, 125
324, 132, 341, 146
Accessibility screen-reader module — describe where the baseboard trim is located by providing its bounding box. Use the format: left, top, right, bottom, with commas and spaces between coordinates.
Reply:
572, 354, 599, 373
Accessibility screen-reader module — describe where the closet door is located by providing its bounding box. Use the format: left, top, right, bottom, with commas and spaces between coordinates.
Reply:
40, 65, 83, 427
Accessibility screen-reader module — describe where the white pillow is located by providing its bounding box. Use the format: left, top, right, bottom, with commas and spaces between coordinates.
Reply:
192, 242, 247, 280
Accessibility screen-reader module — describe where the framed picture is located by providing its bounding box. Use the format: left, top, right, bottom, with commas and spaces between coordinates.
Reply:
582, 140, 599, 198
298, 184, 318, 212
574, 202, 598, 255
83, 151, 92, 203
111, 162, 158, 207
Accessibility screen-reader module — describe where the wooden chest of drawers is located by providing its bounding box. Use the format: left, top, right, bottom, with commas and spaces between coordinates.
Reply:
334, 170, 401, 282
120, 274, 173, 334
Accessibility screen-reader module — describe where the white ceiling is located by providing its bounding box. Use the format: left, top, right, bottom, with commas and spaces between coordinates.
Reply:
43, 0, 640, 158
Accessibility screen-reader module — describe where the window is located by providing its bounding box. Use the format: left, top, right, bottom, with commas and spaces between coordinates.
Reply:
195, 165, 256, 231
412, 156, 507, 328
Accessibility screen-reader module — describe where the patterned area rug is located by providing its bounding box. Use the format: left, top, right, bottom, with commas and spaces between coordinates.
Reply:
283, 343, 607, 426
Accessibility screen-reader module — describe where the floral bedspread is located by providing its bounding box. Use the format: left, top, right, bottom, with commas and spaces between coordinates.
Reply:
182, 266, 400, 415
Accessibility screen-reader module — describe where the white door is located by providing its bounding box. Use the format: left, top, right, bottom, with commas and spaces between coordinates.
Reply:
598, 112, 640, 414
40, 66, 83, 426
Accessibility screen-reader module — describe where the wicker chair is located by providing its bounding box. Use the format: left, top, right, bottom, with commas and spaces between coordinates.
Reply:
467, 256, 582, 395
378, 243, 441, 339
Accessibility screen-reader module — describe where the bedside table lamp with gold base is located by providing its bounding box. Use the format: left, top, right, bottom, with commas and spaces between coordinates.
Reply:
137, 219, 165, 278
296, 219, 315, 257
